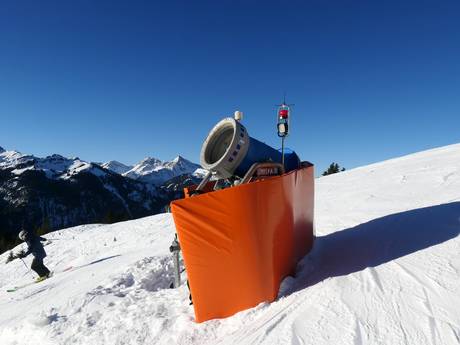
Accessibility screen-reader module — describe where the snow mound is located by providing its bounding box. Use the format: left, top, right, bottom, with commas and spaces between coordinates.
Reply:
0, 143, 459, 345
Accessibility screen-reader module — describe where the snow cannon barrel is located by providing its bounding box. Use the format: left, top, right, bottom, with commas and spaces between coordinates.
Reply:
200, 117, 299, 178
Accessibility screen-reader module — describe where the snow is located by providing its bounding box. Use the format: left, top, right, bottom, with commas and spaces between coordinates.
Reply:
35, 154, 77, 174
124, 155, 201, 184
124, 157, 163, 177
1, 147, 201, 187
1, 143, 459, 344
0, 149, 33, 169
0, 149, 108, 180
11, 166, 34, 175
101, 161, 133, 175
193, 168, 209, 178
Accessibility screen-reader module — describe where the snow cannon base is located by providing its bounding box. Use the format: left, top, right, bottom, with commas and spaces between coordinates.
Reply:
171, 163, 315, 322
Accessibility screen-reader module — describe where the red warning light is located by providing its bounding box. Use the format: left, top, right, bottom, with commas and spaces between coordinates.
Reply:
279, 109, 289, 119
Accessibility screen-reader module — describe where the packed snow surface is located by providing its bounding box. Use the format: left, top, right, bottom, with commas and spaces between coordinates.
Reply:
1, 143, 459, 344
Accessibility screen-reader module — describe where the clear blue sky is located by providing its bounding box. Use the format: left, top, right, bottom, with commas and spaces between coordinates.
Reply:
1, 1, 459, 174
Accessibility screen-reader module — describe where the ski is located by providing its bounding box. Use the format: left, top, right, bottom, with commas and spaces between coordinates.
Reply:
6, 266, 72, 292
7, 280, 39, 292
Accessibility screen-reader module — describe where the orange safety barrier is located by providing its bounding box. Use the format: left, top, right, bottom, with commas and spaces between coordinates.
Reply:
171, 164, 314, 322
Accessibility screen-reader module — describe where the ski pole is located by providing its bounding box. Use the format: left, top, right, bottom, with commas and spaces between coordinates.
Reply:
20, 258, 34, 278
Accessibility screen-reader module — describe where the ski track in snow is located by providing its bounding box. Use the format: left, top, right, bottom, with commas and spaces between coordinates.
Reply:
0, 143, 459, 344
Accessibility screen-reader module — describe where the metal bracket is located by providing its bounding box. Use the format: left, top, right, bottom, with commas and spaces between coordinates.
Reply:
191, 171, 213, 196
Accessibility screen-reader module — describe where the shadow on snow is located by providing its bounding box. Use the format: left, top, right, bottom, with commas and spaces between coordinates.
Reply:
285, 201, 460, 296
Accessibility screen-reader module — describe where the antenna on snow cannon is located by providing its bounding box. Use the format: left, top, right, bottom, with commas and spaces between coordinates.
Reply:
276, 96, 294, 166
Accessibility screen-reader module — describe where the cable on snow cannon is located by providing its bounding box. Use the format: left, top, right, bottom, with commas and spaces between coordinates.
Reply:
170, 105, 315, 323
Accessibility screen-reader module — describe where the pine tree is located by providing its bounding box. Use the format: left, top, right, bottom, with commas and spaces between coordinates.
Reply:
322, 162, 346, 176
37, 217, 51, 236
0, 236, 5, 254
104, 210, 116, 224
5, 251, 15, 264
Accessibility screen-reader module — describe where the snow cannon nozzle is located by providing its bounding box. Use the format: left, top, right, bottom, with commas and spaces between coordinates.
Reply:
200, 117, 250, 179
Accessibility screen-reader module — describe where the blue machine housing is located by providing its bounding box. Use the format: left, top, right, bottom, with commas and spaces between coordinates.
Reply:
234, 137, 300, 177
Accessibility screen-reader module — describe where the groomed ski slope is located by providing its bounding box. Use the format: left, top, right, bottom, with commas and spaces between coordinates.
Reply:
1, 143, 459, 345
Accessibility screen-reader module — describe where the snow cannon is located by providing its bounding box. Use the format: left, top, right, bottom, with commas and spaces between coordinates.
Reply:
171, 112, 314, 323
200, 117, 300, 179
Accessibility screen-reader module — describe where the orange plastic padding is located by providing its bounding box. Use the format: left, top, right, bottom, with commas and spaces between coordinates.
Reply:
171, 165, 314, 323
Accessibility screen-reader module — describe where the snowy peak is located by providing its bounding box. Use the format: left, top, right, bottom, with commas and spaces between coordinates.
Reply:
0, 148, 33, 170
0, 147, 107, 180
137, 157, 163, 171
0, 146, 202, 186
124, 157, 162, 180
171, 155, 187, 163
164, 155, 200, 172
36, 154, 77, 173
124, 155, 201, 184
102, 160, 133, 175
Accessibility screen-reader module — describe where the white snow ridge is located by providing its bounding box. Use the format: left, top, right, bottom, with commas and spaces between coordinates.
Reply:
101, 160, 133, 175
0, 143, 459, 345
123, 155, 201, 184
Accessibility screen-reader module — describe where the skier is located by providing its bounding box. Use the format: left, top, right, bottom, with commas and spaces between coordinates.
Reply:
14, 229, 50, 282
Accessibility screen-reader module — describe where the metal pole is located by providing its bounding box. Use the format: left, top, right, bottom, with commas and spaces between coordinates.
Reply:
169, 234, 181, 288
173, 249, 181, 288
20, 258, 34, 278
281, 137, 285, 167
195, 171, 212, 194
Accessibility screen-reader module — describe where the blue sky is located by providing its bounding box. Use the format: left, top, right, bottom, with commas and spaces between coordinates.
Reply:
0, 1, 459, 174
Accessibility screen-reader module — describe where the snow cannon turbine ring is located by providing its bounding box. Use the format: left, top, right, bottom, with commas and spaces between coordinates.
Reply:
200, 117, 250, 179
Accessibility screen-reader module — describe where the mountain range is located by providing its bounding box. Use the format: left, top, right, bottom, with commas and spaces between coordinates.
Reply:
0, 145, 204, 253
1, 143, 459, 344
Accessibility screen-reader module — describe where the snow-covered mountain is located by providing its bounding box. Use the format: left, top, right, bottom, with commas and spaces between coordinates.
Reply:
1, 147, 202, 184
122, 155, 202, 184
0, 147, 204, 253
101, 160, 133, 175
0, 159, 164, 247
0, 143, 458, 344
0, 148, 33, 170
0, 149, 106, 180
